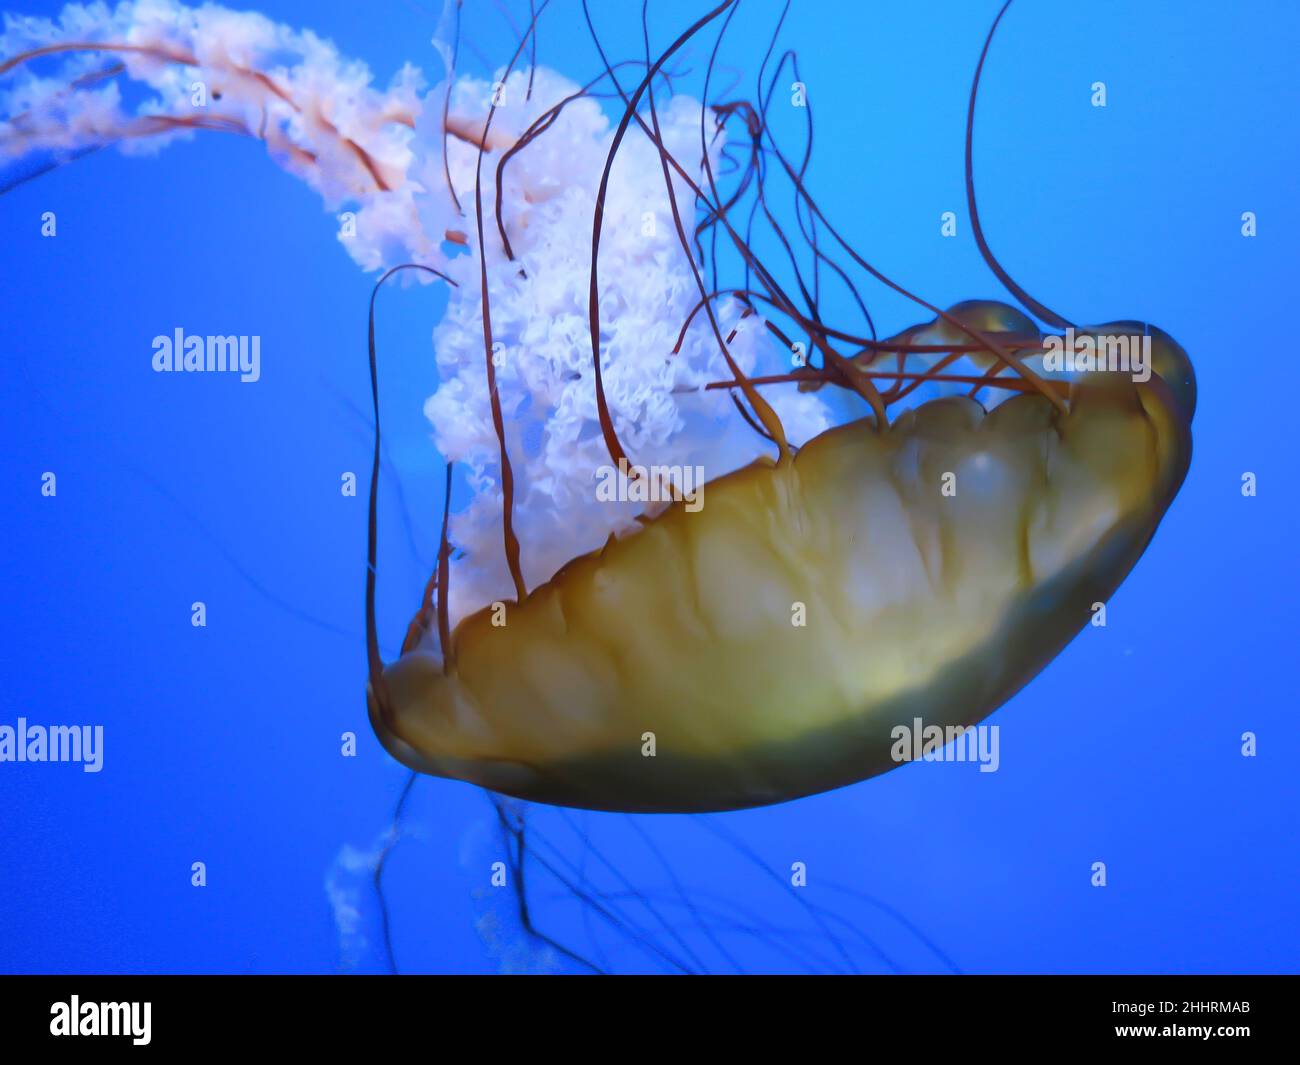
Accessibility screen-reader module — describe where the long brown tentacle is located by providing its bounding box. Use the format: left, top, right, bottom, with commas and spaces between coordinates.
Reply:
469, 0, 553, 603
585, 0, 740, 471
965, 0, 1074, 330
367, 264, 457, 726
641, 0, 791, 457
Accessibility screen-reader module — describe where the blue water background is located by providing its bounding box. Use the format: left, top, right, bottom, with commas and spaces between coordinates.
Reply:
2, 0, 1296, 973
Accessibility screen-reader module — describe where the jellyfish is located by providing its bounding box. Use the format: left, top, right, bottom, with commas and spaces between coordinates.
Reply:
356, 0, 1196, 813
2, 0, 1194, 970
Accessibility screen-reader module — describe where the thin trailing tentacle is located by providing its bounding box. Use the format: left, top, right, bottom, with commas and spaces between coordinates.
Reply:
469, 0, 553, 603
641, 0, 791, 458
965, 0, 1074, 330
583, 0, 743, 471
373, 771, 418, 975
366, 263, 457, 728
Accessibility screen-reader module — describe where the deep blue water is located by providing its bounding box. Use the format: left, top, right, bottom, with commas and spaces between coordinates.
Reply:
2, 0, 1297, 974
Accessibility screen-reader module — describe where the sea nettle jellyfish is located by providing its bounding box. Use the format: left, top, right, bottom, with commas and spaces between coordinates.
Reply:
3, 0, 1192, 836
